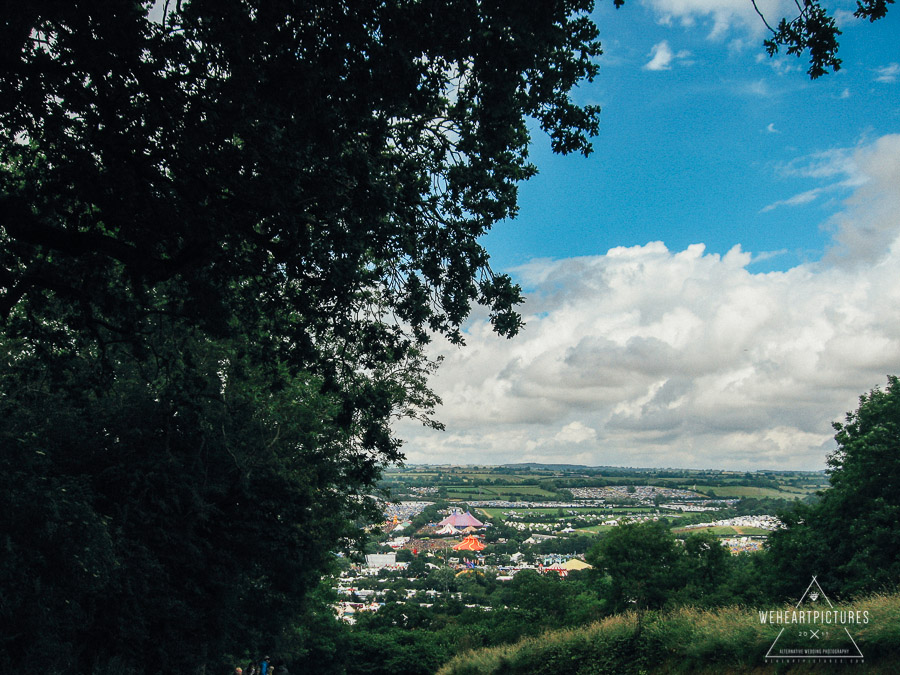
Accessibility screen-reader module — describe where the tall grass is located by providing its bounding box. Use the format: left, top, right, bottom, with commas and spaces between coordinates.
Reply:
437, 593, 900, 674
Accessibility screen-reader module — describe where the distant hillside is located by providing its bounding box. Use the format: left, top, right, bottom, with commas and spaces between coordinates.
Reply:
437, 593, 900, 674
501, 463, 673, 471
502, 463, 591, 471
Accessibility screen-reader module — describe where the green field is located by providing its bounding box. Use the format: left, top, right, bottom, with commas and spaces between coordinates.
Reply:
776, 484, 825, 494
392, 473, 541, 483
692, 485, 803, 499
477, 506, 653, 521
446, 473, 540, 482
445, 485, 559, 500
575, 525, 618, 534
673, 525, 771, 536
384, 465, 829, 504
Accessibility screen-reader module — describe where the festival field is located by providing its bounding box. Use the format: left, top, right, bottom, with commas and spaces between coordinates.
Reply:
478, 506, 653, 521
672, 525, 772, 536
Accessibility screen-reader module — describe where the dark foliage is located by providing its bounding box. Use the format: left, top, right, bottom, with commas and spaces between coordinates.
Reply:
757, 0, 893, 78
766, 376, 900, 600
0, 1, 601, 672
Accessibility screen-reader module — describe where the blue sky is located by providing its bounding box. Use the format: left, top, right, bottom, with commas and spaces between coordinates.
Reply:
397, 1, 900, 471
485, 0, 900, 274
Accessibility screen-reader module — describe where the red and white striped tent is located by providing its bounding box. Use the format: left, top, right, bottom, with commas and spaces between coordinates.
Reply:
452, 535, 486, 551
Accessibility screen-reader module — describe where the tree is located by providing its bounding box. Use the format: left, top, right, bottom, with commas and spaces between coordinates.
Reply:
766, 376, 900, 599
426, 567, 459, 595
0, 1, 602, 672
0, 332, 363, 672
586, 521, 681, 613
499, 570, 571, 621
406, 556, 428, 579
754, 0, 894, 79
671, 532, 734, 607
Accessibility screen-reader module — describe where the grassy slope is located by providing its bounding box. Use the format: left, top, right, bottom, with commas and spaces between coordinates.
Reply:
437, 593, 900, 674
671, 525, 771, 536
446, 485, 560, 500
480, 507, 653, 521
694, 485, 802, 499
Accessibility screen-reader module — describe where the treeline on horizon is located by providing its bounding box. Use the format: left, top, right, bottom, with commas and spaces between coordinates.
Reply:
389, 463, 828, 476
382, 465, 826, 492
381, 476, 821, 501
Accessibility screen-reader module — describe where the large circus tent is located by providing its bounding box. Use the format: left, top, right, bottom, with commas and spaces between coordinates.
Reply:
452, 535, 486, 552
437, 510, 483, 528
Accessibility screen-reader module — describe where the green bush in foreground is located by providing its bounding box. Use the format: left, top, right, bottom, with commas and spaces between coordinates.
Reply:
437, 592, 900, 674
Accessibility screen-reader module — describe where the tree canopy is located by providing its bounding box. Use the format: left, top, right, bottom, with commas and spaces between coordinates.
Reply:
587, 521, 681, 612
766, 376, 900, 600
0, 1, 601, 672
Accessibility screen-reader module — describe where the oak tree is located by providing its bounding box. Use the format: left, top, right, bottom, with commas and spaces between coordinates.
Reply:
0, 1, 601, 671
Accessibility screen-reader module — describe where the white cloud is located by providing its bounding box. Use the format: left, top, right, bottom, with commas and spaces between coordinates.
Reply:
833, 9, 858, 26
779, 147, 858, 179
644, 41, 691, 71
756, 52, 803, 76
874, 63, 899, 83
825, 134, 900, 266
555, 421, 598, 444
396, 135, 900, 471
739, 79, 776, 98
760, 187, 823, 212
643, 0, 792, 40
762, 142, 877, 213
645, 41, 675, 70
764, 135, 900, 266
